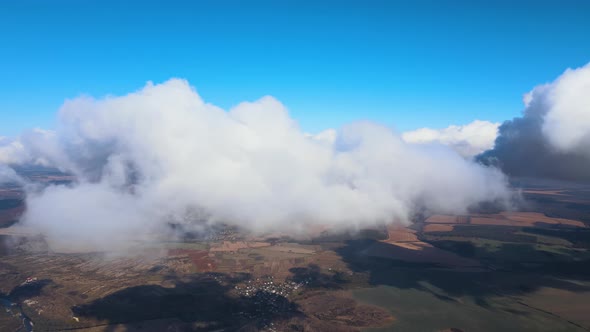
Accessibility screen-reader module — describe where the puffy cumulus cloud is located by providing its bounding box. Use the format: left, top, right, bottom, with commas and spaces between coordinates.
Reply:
0, 164, 21, 184
0, 137, 26, 184
0, 129, 64, 168
478, 63, 590, 182
402, 120, 500, 158
0, 136, 28, 165
4, 79, 510, 251
542, 64, 590, 154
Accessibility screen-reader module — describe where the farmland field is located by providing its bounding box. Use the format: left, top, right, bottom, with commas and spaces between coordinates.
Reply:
1, 180, 590, 331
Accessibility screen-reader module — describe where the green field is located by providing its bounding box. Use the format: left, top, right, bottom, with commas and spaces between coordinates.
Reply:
354, 284, 588, 332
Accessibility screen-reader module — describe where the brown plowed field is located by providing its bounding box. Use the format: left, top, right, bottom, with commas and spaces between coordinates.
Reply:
167, 249, 215, 271
423, 224, 454, 232
470, 212, 586, 228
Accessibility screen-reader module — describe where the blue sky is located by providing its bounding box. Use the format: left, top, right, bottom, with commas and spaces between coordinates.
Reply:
1, 0, 589, 136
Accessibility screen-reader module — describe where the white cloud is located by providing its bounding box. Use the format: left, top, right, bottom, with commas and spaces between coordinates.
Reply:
0, 164, 21, 184
306, 129, 337, 145
0, 136, 28, 164
539, 63, 590, 155
1, 79, 510, 251
402, 120, 500, 157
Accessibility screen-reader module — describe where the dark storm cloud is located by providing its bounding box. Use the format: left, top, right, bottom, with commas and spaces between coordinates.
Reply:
478, 63, 590, 182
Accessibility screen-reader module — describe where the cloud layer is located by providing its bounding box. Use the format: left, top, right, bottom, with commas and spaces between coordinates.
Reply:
402, 120, 499, 158
478, 63, 590, 182
0, 79, 511, 250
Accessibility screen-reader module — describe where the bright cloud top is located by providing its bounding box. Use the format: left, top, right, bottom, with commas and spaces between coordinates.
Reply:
402, 120, 500, 157
2, 79, 510, 250
540, 63, 590, 155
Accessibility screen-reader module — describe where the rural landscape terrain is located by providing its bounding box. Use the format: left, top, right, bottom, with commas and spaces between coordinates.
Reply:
1, 171, 589, 332
2, 2, 589, 332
